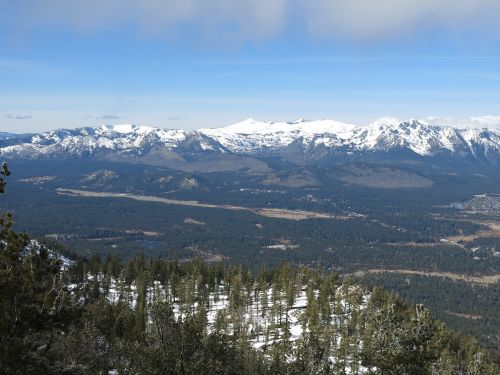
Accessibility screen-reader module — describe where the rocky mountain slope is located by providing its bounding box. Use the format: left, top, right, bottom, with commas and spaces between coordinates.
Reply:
201, 118, 500, 164
2, 119, 500, 167
0, 124, 269, 173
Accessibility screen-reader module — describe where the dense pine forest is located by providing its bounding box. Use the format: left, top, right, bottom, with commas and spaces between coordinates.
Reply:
0, 191, 498, 373
1, 164, 500, 374
4, 159, 500, 353
1, 245, 499, 374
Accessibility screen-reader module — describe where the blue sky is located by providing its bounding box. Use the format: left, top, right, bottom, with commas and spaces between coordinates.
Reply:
1, 0, 500, 132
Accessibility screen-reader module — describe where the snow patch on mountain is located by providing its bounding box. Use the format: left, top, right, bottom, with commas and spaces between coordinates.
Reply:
1, 118, 500, 163
200, 118, 357, 152
0, 124, 225, 158
201, 118, 500, 160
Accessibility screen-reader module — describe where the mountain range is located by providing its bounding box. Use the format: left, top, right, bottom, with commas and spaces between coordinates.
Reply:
1, 119, 500, 171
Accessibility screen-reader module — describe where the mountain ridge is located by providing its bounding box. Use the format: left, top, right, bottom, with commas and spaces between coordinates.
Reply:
2, 119, 500, 166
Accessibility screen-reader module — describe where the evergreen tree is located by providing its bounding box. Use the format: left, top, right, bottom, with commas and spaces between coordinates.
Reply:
0, 162, 10, 194
0, 165, 78, 373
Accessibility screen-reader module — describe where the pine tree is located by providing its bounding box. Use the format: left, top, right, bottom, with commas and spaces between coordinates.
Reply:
431, 349, 459, 375
0, 162, 10, 194
0, 164, 77, 372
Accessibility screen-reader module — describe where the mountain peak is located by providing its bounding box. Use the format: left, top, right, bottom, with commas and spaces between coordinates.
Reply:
400, 119, 431, 127
369, 117, 402, 128
98, 124, 157, 134
290, 118, 307, 123
1, 118, 500, 164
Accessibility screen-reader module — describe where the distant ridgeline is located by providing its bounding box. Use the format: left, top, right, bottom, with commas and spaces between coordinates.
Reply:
0, 233, 498, 374
1, 119, 500, 167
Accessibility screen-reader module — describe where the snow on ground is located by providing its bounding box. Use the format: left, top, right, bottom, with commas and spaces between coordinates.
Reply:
89, 274, 371, 373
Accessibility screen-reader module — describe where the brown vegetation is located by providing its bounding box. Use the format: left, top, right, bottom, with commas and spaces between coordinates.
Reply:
56, 188, 345, 221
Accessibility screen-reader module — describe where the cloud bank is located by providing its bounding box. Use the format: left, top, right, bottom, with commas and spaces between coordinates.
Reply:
302, 0, 500, 40
15, 0, 500, 43
25, 0, 287, 43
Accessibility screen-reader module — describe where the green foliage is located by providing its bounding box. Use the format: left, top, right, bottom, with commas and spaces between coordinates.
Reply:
0, 162, 10, 194
0, 164, 79, 373
1, 247, 499, 374
2, 159, 500, 373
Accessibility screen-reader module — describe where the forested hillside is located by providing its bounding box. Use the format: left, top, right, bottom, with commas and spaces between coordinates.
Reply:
1, 163, 500, 374
1, 235, 499, 373
4, 0, 500, 372
4, 158, 499, 352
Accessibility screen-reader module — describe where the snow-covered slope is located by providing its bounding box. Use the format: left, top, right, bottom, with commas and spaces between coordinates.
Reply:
201, 118, 500, 157
1, 119, 500, 164
0, 124, 226, 158
201, 118, 500, 163
200, 118, 357, 153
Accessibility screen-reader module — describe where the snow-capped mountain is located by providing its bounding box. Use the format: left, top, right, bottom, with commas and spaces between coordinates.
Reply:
200, 118, 357, 153
200, 118, 500, 163
0, 124, 226, 159
1, 119, 500, 166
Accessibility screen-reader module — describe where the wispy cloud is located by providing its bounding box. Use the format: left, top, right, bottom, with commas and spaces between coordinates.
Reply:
97, 114, 120, 120
5, 113, 32, 120
10, 0, 500, 43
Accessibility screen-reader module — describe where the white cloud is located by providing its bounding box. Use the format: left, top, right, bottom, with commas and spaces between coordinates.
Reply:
10, 0, 500, 43
424, 115, 500, 129
26, 0, 287, 43
302, 0, 500, 41
97, 114, 120, 120
4, 113, 33, 120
